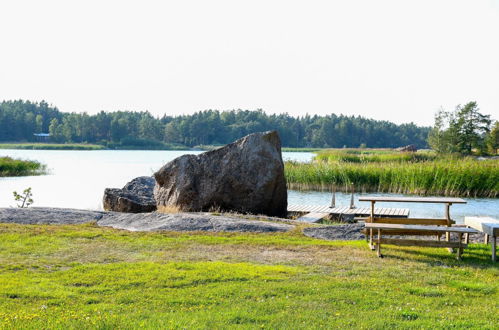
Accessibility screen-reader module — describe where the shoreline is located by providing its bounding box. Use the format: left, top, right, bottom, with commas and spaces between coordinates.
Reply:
0, 207, 488, 243
0, 143, 323, 152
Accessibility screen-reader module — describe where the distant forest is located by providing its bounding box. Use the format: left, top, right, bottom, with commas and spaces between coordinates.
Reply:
0, 100, 430, 148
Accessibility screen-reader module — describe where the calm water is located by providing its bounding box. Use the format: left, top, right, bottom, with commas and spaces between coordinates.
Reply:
288, 191, 498, 223
0, 150, 314, 210
1, 149, 497, 222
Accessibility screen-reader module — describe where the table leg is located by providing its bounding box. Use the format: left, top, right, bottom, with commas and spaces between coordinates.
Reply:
377, 229, 382, 258
457, 233, 463, 260
492, 236, 496, 262
369, 229, 375, 250
445, 203, 453, 252
484, 234, 489, 245
369, 201, 375, 249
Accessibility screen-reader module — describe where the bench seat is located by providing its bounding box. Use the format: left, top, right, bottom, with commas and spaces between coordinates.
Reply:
365, 223, 478, 234
364, 223, 478, 259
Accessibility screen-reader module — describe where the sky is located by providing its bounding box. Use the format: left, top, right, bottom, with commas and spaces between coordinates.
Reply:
1, 0, 498, 126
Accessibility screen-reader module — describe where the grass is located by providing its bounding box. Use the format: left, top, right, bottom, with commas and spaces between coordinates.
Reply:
0, 223, 497, 328
0, 143, 105, 150
0, 156, 46, 176
157, 205, 182, 213
285, 150, 499, 197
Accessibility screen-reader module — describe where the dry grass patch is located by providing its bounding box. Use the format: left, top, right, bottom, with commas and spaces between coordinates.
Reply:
157, 205, 181, 213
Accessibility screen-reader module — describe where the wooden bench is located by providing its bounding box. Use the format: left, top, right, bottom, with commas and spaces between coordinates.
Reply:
464, 216, 499, 262
365, 223, 478, 259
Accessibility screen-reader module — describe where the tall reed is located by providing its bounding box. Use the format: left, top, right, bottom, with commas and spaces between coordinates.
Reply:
285, 157, 499, 198
314, 149, 437, 163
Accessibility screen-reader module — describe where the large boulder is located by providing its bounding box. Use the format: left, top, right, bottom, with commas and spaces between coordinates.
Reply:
154, 131, 287, 217
103, 176, 156, 213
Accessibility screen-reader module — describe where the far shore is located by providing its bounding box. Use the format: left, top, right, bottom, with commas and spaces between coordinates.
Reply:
0, 142, 322, 152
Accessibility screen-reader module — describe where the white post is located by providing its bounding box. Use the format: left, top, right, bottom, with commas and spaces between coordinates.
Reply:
350, 188, 355, 209
330, 186, 336, 208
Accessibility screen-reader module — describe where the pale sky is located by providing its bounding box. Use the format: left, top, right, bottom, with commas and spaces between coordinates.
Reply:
1, 0, 498, 126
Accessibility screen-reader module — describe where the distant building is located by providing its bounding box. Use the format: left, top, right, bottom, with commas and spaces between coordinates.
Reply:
33, 133, 51, 142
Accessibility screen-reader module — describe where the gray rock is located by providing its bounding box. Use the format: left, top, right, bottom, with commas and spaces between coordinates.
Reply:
103, 176, 156, 213
0, 207, 107, 225
0, 207, 487, 243
303, 223, 488, 243
303, 224, 366, 240
98, 212, 294, 232
154, 131, 287, 217
0, 207, 293, 233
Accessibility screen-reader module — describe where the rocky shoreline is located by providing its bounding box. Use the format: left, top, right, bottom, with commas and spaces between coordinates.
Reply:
0, 207, 366, 240
0, 207, 294, 233
0, 207, 487, 243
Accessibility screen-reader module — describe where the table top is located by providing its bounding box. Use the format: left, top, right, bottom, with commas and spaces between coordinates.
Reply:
358, 196, 467, 204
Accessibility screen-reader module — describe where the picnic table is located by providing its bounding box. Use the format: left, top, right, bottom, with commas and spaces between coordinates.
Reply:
359, 196, 476, 259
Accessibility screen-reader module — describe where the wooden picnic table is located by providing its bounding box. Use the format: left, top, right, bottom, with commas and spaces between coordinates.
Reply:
359, 196, 470, 259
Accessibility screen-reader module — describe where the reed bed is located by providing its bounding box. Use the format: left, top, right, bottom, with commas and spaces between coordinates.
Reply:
315, 149, 437, 163
0, 157, 46, 177
285, 158, 499, 198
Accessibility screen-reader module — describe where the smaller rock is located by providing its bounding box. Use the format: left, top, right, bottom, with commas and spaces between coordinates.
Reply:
103, 176, 156, 213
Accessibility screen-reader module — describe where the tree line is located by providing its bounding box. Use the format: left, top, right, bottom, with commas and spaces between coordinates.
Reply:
1, 99, 432, 148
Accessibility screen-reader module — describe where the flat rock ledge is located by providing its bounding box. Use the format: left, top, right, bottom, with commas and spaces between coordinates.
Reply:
0, 207, 293, 233
99, 212, 294, 232
0, 207, 107, 225
2, 208, 485, 242
303, 224, 366, 241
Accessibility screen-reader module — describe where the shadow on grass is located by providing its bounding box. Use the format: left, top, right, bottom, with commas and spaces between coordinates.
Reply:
366, 243, 498, 270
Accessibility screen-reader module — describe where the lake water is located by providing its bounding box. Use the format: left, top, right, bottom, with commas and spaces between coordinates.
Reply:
1, 149, 497, 223
0, 150, 314, 210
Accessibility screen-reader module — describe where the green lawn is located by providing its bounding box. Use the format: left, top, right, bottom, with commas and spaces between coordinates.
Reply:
0, 223, 497, 329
